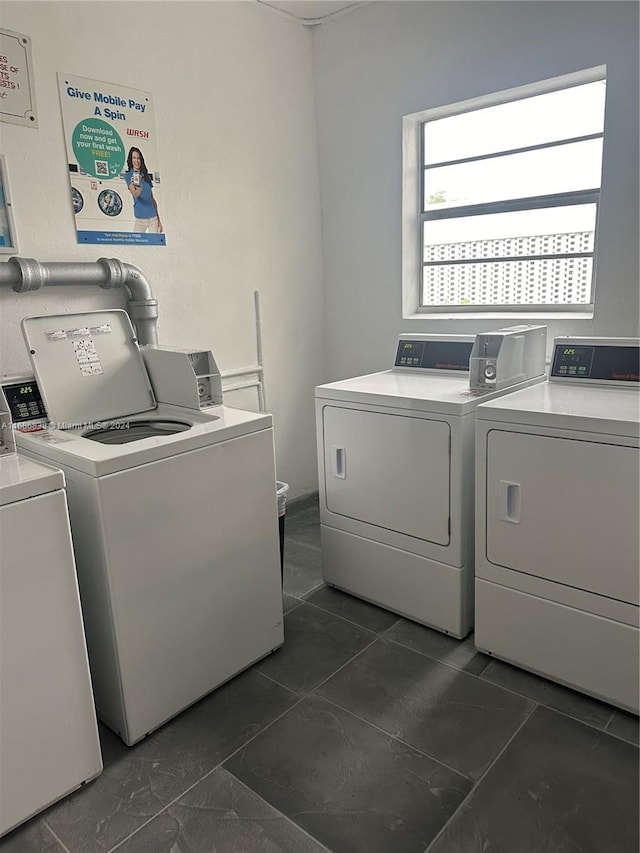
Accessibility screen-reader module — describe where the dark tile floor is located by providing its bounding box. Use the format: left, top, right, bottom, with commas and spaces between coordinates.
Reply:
2, 498, 639, 853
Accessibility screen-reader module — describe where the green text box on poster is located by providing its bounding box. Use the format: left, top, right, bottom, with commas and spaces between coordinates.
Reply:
72, 118, 125, 178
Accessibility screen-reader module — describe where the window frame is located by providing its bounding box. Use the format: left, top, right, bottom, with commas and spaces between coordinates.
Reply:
402, 66, 606, 319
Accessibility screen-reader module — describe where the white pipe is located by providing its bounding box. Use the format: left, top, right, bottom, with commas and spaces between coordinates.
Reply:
223, 379, 262, 393
221, 372, 265, 411
221, 365, 264, 380
254, 290, 267, 412
219, 292, 267, 412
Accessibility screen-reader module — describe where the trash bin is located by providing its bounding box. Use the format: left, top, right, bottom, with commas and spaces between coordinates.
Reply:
276, 481, 289, 580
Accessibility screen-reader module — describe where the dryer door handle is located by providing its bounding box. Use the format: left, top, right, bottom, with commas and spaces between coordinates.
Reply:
499, 480, 520, 523
332, 446, 346, 479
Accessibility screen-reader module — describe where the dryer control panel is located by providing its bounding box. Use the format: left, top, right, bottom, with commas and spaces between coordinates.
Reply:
550, 338, 640, 385
394, 335, 474, 372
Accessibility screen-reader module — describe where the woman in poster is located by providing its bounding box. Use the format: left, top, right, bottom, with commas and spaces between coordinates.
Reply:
124, 147, 163, 233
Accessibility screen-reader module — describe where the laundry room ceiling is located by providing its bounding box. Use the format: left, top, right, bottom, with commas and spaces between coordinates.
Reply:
259, 1, 366, 24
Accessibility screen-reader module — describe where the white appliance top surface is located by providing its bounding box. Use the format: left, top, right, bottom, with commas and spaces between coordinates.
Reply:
15, 403, 273, 477
315, 370, 535, 415
22, 309, 156, 426
477, 382, 640, 437
0, 453, 64, 505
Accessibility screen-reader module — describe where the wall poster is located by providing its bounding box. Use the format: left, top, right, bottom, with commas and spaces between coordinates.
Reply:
0, 29, 38, 127
0, 155, 18, 253
58, 73, 165, 245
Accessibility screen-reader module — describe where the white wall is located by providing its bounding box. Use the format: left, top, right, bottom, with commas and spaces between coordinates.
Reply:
312, 1, 640, 379
0, 1, 325, 498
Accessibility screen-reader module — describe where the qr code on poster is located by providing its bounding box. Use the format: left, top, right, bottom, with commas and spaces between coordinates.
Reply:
94, 160, 109, 177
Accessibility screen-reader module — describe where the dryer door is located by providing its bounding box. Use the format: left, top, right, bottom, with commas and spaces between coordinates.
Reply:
322, 406, 450, 545
485, 430, 640, 604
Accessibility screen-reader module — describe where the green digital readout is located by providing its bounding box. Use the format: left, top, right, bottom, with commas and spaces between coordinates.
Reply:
2, 381, 47, 422
552, 344, 639, 381
395, 340, 472, 370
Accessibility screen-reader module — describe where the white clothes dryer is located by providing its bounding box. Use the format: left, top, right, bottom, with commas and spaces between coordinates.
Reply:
475, 337, 639, 712
7, 309, 283, 746
0, 452, 102, 837
315, 331, 547, 638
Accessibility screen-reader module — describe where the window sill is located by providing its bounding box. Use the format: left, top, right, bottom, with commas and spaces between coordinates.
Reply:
405, 310, 595, 321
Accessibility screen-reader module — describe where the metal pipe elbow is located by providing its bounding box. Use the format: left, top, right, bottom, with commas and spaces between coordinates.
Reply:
96, 258, 159, 346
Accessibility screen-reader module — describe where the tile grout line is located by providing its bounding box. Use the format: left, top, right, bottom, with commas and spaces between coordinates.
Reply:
601, 726, 639, 748
603, 712, 640, 747
378, 616, 405, 636
220, 772, 334, 853
383, 632, 619, 739
43, 821, 73, 853
103, 774, 202, 852
285, 535, 322, 553
300, 579, 326, 595
298, 596, 393, 636
422, 702, 539, 853
254, 667, 306, 693
298, 630, 382, 692
258, 630, 383, 700
474, 661, 616, 735
316, 692, 473, 785
282, 579, 324, 598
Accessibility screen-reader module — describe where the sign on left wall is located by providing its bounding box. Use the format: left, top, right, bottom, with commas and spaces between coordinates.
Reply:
58, 73, 166, 246
0, 28, 38, 128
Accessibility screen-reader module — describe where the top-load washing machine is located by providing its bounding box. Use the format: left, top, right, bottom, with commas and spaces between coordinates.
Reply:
475, 337, 639, 712
0, 439, 101, 836
5, 309, 284, 746
315, 327, 547, 638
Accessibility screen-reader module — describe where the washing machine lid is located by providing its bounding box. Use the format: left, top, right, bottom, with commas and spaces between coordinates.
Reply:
22, 310, 156, 427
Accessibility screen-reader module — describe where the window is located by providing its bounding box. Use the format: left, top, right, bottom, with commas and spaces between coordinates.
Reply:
402, 67, 607, 315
